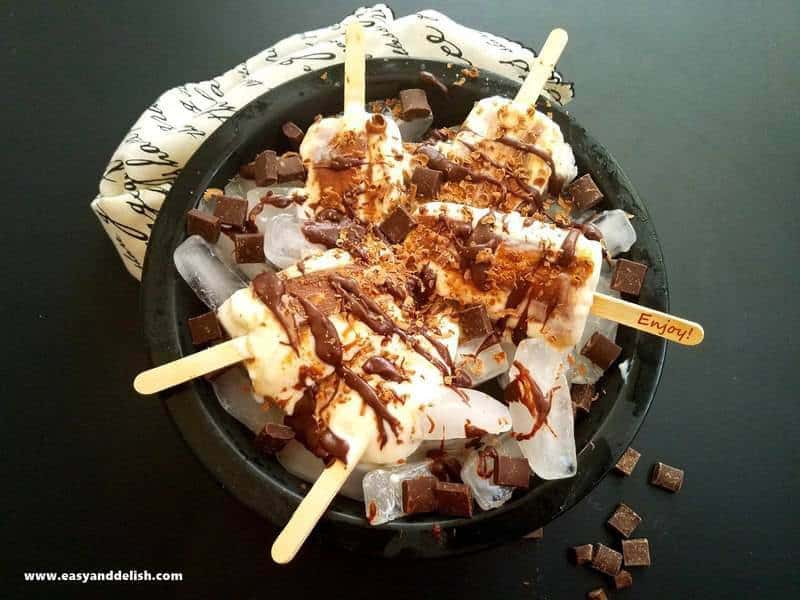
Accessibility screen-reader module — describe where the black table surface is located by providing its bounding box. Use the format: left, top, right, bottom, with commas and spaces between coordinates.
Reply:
2, 1, 798, 598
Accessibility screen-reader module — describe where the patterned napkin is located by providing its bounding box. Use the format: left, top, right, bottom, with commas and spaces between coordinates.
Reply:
90, 4, 574, 279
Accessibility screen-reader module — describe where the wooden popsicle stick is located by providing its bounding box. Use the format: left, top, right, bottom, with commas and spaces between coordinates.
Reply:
271, 436, 368, 564
133, 337, 252, 395
343, 21, 366, 117
514, 28, 568, 106
591, 293, 704, 346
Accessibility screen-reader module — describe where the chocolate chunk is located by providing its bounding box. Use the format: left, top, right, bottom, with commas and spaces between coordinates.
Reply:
379, 207, 416, 244
570, 544, 594, 565
429, 455, 463, 483
592, 543, 622, 576
254, 423, 295, 454
611, 259, 648, 296
417, 145, 468, 181
571, 383, 596, 414
567, 174, 603, 211
622, 538, 651, 567
581, 332, 622, 370
434, 481, 473, 517
254, 149, 278, 186
239, 161, 256, 179
213, 196, 248, 228
187, 312, 222, 346
399, 88, 432, 120
493, 456, 530, 488
282, 121, 305, 150
614, 569, 633, 590
457, 305, 493, 342
608, 503, 642, 538
412, 166, 443, 199
233, 232, 264, 263
402, 476, 438, 514
650, 462, 684, 492
614, 447, 642, 476
284, 272, 342, 316
278, 153, 306, 183
587, 589, 608, 600
186, 208, 221, 243
523, 528, 543, 540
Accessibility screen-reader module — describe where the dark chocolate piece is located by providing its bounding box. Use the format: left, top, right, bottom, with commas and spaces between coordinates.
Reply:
233, 232, 264, 263
434, 481, 473, 517
419, 70, 448, 95
429, 455, 463, 483
186, 208, 221, 243
570, 544, 594, 565
571, 383, 596, 414
379, 207, 416, 244
614, 569, 633, 590
399, 88, 432, 120
567, 174, 604, 211
581, 332, 622, 370
187, 312, 223, 346
282, 121, 305, 149
592, 543, 622, 576
457, 305, 493, 342
608, 503, 642, 538
493, 456, 530, 488
587, 590, 608, 600
650, 462, 684, 492
622, 538, 651, 567
284, 271, 342, 316
611, 258, 648, 296
278, 153, 306, 183
614, 447, 642, 476
213, 196, 248, 228
412, 166, 443, 199
239, 161, 256, 179
417, 145, 468, 181
523, 528, 543, 540
402, 476, 438, 514
254, 150, 278, 186
254, 423, 295, 454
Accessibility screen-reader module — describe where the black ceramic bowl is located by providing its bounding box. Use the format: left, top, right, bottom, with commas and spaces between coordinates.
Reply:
142, 58, 668, 558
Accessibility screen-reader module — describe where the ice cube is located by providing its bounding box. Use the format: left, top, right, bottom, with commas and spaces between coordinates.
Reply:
456, 336, 509, 386
590, 209, 637, 257
173, 235, 247, 310
512, 337, 567, 393
211, 366, 281, 433
397, 115, 433, 142
514, 376, 577, 480
277, 440, 369, 501
422, 387, 512, 440
263, 213, 326, 270
224, 175, 256, 198
361, 461, 434, 525
460, 434, 523, 510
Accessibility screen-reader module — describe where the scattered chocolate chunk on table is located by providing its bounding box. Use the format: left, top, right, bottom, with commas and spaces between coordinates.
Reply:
608, 503, 642, 538
581, 332, 622, 370
186, 209, 221, 243
571, 383, 596, 414
614, 569, 633, 589
614, 447, 642, 476
379, 206, 416, 244
592, 543, 622, 576
402, 476, 438, 514
213, 196, 248, 228
566, 174, 604, 211
570, 544, 593, 565
458, 305, 493, 342
650, 461, 684, 492
622, 538, 651, 567
434, 481, 473, 517
254, 423, 295, 455
493, 456, 530, 488
611, 258, 649, 296
586, 588, 608, 600
187, 312, 223, 346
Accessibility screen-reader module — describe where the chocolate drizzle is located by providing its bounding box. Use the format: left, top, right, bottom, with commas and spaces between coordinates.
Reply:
505, 360, 551, 440
559, 228, 580, 267
476, 446, 498, 479
285, 387, 349, 465
362, 356, 405, 382
251, 272, 299, 353
495, 135, 563, 194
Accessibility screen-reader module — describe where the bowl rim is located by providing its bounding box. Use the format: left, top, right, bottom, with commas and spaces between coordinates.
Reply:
141, 57, 668, 558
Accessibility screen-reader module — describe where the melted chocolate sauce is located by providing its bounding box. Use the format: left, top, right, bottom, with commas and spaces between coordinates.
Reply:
284, 387, 349, 465
559, 228, 580, 267
476, 446, 498, 479
362, 356, 405, 383
505, 360, 551, 440
251, 271, 299, 353
495, 135, 564, 195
